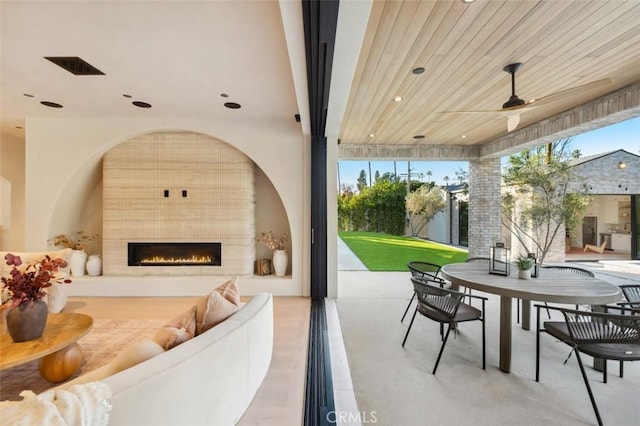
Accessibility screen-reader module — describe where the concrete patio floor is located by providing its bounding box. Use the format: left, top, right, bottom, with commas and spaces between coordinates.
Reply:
333, 239, 640, 426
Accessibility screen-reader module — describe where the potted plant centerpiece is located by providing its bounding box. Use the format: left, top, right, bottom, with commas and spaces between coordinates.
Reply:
515, 255, 534, 280
257, 231, 289, 277
49, 231, 98, 277
1, 253, 72, 342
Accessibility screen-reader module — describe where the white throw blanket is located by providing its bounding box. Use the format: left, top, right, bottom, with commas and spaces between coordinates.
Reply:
0, 382, 111, 425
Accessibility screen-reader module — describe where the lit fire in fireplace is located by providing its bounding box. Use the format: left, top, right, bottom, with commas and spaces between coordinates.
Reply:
141, 255, 213, 265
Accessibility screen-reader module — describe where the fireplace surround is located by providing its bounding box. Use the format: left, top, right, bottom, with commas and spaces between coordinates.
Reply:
103, 131, 255, 276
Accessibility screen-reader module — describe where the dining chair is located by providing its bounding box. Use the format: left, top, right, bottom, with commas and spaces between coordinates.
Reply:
535, 305, 640, 426
402, 277, 487, 374
618, 284, 640, 308
402, 261, 445, 322
541, 265, 595, 310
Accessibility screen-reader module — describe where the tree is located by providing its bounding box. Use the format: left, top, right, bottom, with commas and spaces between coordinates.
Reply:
501, 139, 591, 264
356, 170, 368, 192
406, 185, 446, 237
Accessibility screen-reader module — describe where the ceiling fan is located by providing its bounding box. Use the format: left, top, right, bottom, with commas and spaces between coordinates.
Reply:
442, 63, 612, 132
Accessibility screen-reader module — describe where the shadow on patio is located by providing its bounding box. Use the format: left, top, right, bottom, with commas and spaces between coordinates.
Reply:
335, 269, 640, 426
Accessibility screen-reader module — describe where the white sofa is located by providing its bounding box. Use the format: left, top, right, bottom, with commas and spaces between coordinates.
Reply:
63, 292, 274, 425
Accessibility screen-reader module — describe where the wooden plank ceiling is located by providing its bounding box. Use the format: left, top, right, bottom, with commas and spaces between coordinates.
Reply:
339, 0, 640, 148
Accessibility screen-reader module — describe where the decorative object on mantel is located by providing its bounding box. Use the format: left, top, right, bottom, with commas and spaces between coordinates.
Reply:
515, 255, 534, 280
1, 253, 71, 342
254, 259, 272, 276
86, 254, 102, 277
272, 250, 288, 277
489, 242, 510, 276
49, 232, 98, 277
257, 231, 289, 277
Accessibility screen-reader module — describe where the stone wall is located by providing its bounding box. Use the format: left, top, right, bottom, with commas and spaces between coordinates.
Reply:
103, 131, 255, 276
468, 158, 502, 258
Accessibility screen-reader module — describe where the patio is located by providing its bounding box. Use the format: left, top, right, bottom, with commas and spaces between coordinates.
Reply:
333, 241, 640, 425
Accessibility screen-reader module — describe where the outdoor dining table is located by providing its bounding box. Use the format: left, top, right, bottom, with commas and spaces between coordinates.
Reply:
440, 262, 622, 373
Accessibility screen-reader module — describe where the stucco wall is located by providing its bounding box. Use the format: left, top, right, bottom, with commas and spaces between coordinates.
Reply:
20, 117, 309, 295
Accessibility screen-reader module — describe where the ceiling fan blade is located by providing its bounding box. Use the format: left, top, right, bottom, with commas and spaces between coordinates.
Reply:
528, 78, 612, 106
440, 109, 502, 114
505, 113, 520, 132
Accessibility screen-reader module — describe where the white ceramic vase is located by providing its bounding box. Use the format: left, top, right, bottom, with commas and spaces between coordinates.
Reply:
272, 249, 288, 277
70, 250, 88, 277
86, 254, 102, 276
518, 269, 531, 280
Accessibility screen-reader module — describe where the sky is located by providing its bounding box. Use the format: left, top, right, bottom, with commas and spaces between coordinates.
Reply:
337, 116, 640, 189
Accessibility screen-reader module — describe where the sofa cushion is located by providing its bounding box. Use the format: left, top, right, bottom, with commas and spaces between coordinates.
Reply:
152, 305, 197, 350
110, 340, 165, 373
195, 277, 240, 334
0, 249, 73, 277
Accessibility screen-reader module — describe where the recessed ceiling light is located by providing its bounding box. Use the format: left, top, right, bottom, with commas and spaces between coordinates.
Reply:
461, 134, 468, 139
41, 101, 63, 108
123, 94, 132, 98
23, 93, 34, 98
220, 93, 229, 98
393, 96, 403, 102
412, 67, 425, 75
369, 134, 375, 138
132, 101, 152, 108
224, 102, 241, 109
413, 135, 425, 139
461, 0, 476, 3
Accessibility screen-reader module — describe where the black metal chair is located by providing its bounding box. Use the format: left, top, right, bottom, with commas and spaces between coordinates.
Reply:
541, 265, 595, 310
535, 305, 640, 426
402, 261, 445, 322
402, 277, 487, 374
618, 284, 640, 309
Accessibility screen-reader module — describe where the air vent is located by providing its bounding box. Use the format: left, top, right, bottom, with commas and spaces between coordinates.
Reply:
44, 57, 105, 75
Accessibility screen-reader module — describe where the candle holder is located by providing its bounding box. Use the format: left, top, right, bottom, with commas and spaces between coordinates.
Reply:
489, 243, 510, 276
527, 252, 538, 278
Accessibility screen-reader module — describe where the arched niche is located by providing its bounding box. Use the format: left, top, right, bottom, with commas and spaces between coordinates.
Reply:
48, 130, 291, 276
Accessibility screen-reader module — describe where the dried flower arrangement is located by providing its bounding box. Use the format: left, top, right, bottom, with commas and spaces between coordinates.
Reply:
49, 231, 98, 251
1, 254, 72, 308
257, 231, 289, 251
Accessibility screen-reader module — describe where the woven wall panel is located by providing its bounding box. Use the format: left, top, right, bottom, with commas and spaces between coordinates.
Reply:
103, 131, 255, 276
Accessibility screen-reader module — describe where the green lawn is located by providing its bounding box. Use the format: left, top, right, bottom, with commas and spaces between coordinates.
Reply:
339, 231, 468, 271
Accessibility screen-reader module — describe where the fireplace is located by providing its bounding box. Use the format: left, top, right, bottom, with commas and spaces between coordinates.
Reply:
128, 243, 222, 267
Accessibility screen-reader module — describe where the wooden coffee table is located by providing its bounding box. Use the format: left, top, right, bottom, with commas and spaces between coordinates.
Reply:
0, 312, 93, 382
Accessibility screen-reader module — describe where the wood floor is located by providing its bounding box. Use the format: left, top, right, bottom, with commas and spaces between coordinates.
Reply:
65, 295, 311, 426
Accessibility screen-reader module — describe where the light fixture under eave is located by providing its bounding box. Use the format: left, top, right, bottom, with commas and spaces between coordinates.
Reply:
393, 96, 403, 102
618, 161, 627, 169
461, 0, 476, 3
369, 134, 375, 138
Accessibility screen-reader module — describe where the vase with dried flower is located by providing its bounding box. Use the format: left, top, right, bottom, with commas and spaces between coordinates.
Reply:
1, 253, 72, 342
257, 231, 289, 277
49, 231, 98, 277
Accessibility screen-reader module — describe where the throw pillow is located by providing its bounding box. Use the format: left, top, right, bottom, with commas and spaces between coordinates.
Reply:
195, 277, 241, 334
152, 305, 197, 350
109, 340, 165, 374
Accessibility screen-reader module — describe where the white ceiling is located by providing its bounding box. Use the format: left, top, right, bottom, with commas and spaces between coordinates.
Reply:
1, 1, 305, 138
2, 0, 640, 156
